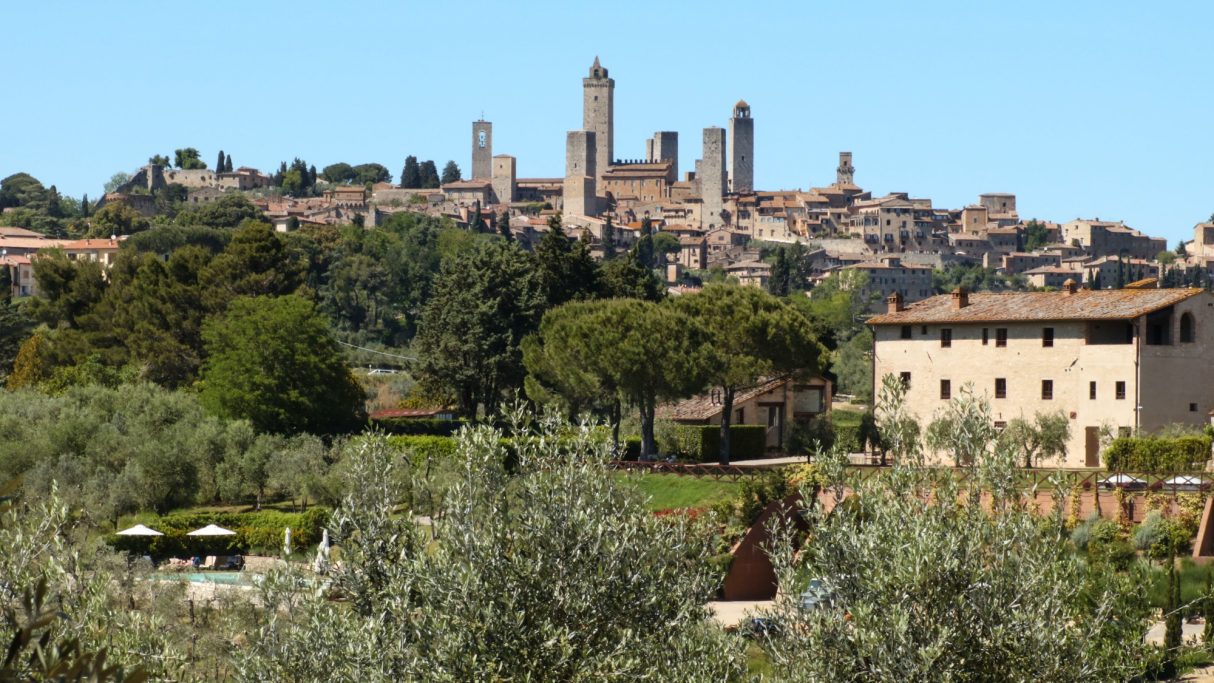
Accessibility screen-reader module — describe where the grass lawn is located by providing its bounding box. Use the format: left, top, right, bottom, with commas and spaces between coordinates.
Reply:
615, 473, 740, 511
1147, 557, 1214, 609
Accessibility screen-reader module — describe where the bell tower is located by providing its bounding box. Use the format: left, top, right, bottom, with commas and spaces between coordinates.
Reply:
582, 57, 614, 197
836, 151, 855, 186
728, 100, 753, 193
471, 119, 492, 180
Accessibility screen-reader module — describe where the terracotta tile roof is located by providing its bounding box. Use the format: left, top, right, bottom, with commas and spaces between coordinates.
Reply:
665, 377, 787, 422
868, 288, 1204, 325
63, 239, 120, 250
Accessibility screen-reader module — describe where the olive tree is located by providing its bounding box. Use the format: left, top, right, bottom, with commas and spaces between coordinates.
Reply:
237, 412, 744, 681
760, 394, 1152, 682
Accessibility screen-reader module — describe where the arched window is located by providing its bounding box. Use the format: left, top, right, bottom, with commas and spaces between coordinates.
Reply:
1180, 312, 1196, 343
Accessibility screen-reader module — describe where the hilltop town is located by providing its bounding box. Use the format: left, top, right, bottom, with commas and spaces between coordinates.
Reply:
5, 57, 1212, 311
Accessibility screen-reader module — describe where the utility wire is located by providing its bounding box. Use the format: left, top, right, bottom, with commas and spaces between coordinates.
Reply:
336, 339, 417, 361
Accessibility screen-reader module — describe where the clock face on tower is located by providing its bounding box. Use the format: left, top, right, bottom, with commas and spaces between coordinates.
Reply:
477, 130, 486, 148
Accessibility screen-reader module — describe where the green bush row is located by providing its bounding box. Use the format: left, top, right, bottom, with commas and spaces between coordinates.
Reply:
652, 424, 768, 462
110, 508, 330, 558
371, 417, 467, 436
1103, 435, 1212, 472
387, 435, 459, 464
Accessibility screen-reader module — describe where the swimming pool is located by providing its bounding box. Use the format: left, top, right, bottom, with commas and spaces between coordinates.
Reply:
151, 571, 258, 586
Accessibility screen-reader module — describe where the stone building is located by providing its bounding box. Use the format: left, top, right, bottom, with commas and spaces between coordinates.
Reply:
646, 131, 679, 179
491, 155, 516, 205
601, 161, 674, 204
700, 127, 727, 228
836, 151, 855, 186
728, 100, 754, 193
583, 57, 614, 197
1061, 219, 1166, 260
564, 130, 597, 217
471, 120, 492, 180
842, 256, 934, 310
869, 284, 1214, 467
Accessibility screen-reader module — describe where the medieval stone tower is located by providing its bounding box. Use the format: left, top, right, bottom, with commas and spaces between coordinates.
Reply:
491, 155, 516, 205
836, 151, 854, 186
583, 57, 614, 196
701, 127, 727, 227
564, 130, 597, 217
728, 100, 753, 193
471, 120, 493, 180
646, 131, 679, 180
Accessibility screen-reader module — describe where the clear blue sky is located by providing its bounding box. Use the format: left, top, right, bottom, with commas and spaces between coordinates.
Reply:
2, 0, 1210, 245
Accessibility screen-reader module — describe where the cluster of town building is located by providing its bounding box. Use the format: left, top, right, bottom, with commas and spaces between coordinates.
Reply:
23, 56, 1209, 311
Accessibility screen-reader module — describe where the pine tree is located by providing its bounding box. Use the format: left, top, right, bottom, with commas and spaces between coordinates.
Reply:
217, 149, 226, 172
441, 160, 462, 184
402, 156, 422, 188
499, 209, 513, 242
225, 153, 234, 173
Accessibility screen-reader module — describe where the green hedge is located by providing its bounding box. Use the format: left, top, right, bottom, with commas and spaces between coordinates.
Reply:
371, 417, 467, 436
653, 424, 768, 462
109, 508, 330, 558
1103, 435, 1212, 472
387, 435, 459, 464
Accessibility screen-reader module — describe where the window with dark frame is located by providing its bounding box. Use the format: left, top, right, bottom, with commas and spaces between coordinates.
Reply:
1191, 403, 1198, 412
941, 328, 952, 348
1041, 379, 1053, 400
1090, 381, 1097, 400
982, 328, 989, 345
900, 372, 911, 388
1043, 327, 1054, 347
1115, 381, 1126, 400
901, 325, 912, 339
940, 379, 951, 400
995, 378, 1007, 399
996, 328, 1008, 347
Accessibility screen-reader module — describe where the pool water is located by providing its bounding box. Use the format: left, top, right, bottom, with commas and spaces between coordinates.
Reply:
151, 571, 257, 586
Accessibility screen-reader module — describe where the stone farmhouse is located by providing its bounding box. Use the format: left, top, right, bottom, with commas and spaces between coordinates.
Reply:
662, 376, 833, 453
868, 281, 1214, 468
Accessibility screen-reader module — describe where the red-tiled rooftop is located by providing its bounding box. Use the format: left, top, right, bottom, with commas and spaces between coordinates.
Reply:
868, 288, 1204, 325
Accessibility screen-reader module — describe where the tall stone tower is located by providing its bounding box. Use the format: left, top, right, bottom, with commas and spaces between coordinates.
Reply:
491, 155, 516, 205
836, 151, 854, 186
646, 131, 679, 182
701, 127, 727, 228
471, 120, 493, 180
564, 130, 597, 217
582, 57, 614, 196
728, 101, 753, 193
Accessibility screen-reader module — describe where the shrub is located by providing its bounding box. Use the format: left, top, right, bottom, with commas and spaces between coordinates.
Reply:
1103, 435, 1211, 472
372, 417, 466, 436
650, 424, 768, 461
786, 416, 834, 455
110, 508, 331, 558
1133, 511, 1193, 559
387, 435, 458, 465
700, 425, 767, 462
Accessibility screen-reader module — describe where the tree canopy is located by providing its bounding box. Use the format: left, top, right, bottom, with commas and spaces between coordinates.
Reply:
200, 294, 365, 435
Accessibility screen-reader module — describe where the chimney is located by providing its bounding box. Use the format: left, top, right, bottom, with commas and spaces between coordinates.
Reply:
1063, 278, 1078, 295
951, 286, 969, 309
886, 291, 904, 314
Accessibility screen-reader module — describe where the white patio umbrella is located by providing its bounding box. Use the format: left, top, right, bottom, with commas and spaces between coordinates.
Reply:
186, 524, 237, 536
283, 527, 292, 556
115, 524, 163, 537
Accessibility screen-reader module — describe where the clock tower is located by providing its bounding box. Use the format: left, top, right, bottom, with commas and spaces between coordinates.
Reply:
471, 119, 492, 180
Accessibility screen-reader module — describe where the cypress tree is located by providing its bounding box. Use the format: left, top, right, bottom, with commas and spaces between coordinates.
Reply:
81, 194, 89, 218
602, 216, 616, 260
225, 153, 234, 172
498, 209, 513, 242
217, 149, 226, 172
401, 156, 422, 188
1163, 555, 1181, 678
441, 160, 462, 184
419, 160, 440, 189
